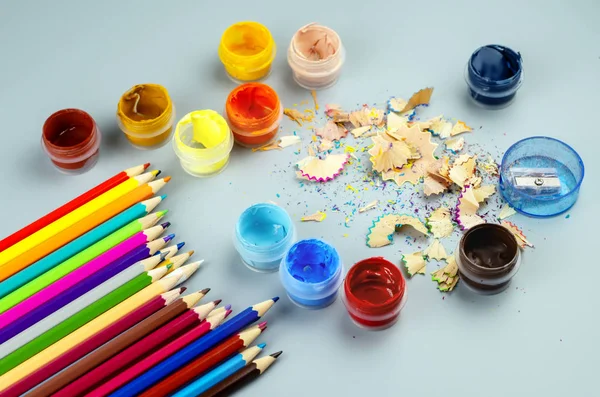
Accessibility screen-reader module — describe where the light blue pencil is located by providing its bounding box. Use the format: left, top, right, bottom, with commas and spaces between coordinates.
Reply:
0, 196, 165, 299
172, 344, 265, 397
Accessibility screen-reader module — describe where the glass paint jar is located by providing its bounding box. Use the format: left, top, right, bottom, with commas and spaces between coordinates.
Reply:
41, 109, 101, 175
234, 203, 295, 273
465, 45, 523, 108
456, 224, 521, 295
342, 257, 407, 330
287, 23, 345, 90
225, 83, 283, 148
172, 110, 233, 177
218, 22, 276, 83
280, 239, 343, 309
117, 84, 175, 149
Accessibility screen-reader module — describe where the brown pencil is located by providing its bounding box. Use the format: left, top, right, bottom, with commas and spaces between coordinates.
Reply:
26, 288, 210, 397
200, 351, 282, 397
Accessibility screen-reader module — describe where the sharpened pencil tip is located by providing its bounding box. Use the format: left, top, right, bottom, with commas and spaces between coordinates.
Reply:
176, 242, 185, 250
258, 321, 267, 330
224, 304, 232, 311
160, 194, 167, 200
271, 351, 283, 358
164, 176, 172, 183
257, 343, 266, 349
151, 170, 160, 176
187, 250, 195, 256
163, 233, 175, 242
157, 210, 168, 218
166, 263, 173, 269
272, 297, 280, 303
200, 288, 210, 294
143, 162, 151, 170
213, 299, 222, 305
160, 222, 171, 229
180, 287, 187, 293
224, 309, 233, 318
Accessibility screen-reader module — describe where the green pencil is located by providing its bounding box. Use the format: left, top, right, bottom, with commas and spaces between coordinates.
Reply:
0, 210, 167, 314
0, 265, 171, 375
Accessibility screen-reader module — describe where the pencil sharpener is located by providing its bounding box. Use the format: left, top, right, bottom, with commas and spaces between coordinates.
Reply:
499, 137, 584, 217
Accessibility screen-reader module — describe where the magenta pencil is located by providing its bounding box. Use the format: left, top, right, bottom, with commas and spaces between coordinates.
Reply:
0, 224, 169, 329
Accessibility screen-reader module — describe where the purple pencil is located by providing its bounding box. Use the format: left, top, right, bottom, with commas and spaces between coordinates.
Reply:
0, 234, 174, 344
0, 223, 170, 329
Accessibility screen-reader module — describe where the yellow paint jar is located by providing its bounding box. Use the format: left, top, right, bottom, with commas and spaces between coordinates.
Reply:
172, 110, 234, 177
117, 84, 175, 149
218, 22, 276, 82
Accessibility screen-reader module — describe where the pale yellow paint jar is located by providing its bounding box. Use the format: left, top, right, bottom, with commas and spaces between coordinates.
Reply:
172, 110, 234, 177
218, 22, 276, 82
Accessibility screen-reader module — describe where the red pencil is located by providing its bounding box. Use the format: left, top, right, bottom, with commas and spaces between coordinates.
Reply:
85, 308, 233, 397
58, 300, 224, 396
139, 322, 268, 397
0, 163, 150, 254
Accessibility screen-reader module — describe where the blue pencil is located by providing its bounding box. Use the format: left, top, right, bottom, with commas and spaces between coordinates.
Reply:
109, 297, 279, 397
0, 196, 166, 299
172, 344, 266, 397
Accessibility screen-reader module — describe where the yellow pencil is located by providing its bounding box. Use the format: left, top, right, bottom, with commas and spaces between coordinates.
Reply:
0, 171, 158, 267
0, 273, 186, 391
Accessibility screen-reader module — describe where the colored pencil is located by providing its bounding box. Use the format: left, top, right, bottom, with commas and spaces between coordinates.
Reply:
139, 323, 266, 397
0, 171, 158, 268
110, 297, 278, 397
64, 300, 226, 397
0, 207, 169, 314
201, 351, 282, 397
26, 289, 210, 397
0, 163, 149, 254
0, 274, 188, 396
0, 233, 173, 345
172, 344, 266, 397
157, 250, 195, 274
0, 224, 171, 330
0, 244, 182, 359
0, 266, 178, 376
0, 196, 165, 299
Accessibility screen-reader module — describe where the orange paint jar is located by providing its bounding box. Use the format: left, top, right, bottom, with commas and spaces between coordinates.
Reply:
224, 83, 283, 148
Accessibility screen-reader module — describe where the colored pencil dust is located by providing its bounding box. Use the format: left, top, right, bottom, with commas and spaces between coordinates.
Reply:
218, 21, 276, 82
117, 84, 176, 149
287, 23, 345, 90
280, 239, 343, 309
342, 257, 407, 330
41, 108, 101, 174
172, 110, 234, 177
225, 83, 283, 147
234, 203, 296, 272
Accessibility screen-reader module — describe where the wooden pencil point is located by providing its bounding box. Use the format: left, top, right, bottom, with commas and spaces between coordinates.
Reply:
271, 351, 283, 358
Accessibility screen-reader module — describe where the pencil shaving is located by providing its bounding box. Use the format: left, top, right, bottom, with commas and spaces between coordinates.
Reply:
402, 251, 427, 276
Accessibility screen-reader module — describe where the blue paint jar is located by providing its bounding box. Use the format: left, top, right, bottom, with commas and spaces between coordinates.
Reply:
279, 239, 344, 309
234, 203, 296, 272
465, 45, 523, 108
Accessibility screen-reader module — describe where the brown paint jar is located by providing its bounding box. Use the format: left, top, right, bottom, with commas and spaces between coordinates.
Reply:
456, 223, 521, 295
41, 109, 101, 175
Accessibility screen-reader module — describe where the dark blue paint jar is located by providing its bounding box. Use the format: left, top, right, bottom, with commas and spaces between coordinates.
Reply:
465, 45, 523, 108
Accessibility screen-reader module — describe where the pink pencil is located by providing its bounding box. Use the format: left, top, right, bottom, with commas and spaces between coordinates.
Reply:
0, 224, 169, 328
85, 309, 232, 397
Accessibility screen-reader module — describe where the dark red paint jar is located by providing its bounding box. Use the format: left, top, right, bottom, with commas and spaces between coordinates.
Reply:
41, 109, 101, 175
342, 257, 407, 330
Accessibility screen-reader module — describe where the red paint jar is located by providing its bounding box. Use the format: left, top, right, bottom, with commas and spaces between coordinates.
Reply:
342, 257, 407, 330
41, 109, 101, 175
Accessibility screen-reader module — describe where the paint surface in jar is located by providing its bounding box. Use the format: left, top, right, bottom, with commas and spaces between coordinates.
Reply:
285, 239, 337, 283
239, 205, 289, 248
229, 84, 277, 120
293, 24, 340, 61
347, 260, 402, 307
224, 24, 269, 56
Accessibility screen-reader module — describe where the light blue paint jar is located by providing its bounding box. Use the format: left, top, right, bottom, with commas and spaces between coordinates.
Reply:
279, 239, 344, 309
234, 203, 296, 272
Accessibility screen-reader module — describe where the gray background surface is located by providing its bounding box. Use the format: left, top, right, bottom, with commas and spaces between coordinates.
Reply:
1, 0, 599, 396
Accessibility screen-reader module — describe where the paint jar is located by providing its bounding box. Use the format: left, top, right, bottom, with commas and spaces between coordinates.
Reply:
218, 22, 276, 82
172, 110, 234, 177
234, 203, 295, 273
287, 23, 345, 90
117, 84, 176, 149
456, 224, 521, 295
342, 257, 407, 330
465, 44, 523, 108
225, 83, 283, 148
279, 239, 343, 309
499, 136, 584, 217
41, 109, 101, 175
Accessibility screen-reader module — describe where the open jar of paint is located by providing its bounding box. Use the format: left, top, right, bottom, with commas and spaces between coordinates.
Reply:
172, 110, 234, 177
41, 108, 101, 175
225, 83, 283, 148
499, 136, 584, 217
279, 239, 343, 309
465, 44, 523, 108
218, 22, 276, 83
234, 203, 296, 272
116, 84, 176, 149
456, 224, 521, 295
342, 257, 407, 330
287, 23, 345, 90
